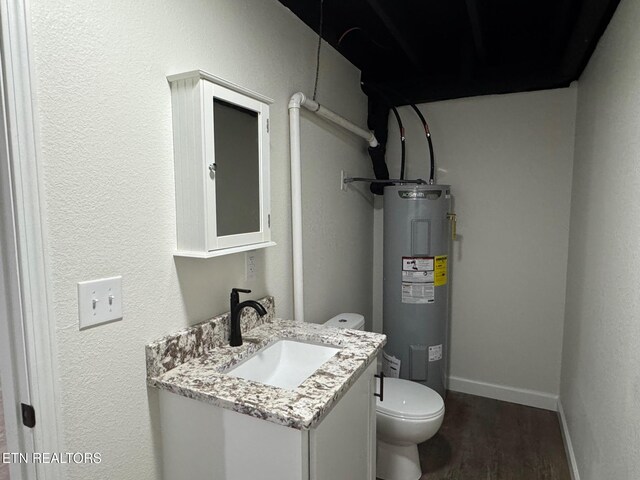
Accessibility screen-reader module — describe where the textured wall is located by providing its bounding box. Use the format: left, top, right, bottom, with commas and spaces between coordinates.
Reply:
0, 380, 7, 480
373, 88, 577, 398
301, 113, 373, 326
29, 0, 369, 478
560, 0, 640, 477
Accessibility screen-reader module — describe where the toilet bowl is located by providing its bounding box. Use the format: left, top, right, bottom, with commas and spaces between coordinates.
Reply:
324, 313, 446, 480
376, 378, 444, 480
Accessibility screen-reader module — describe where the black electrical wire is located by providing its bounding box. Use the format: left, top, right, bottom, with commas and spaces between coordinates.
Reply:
337, 27, 391, 51
427, 130, 435, 184
390, 106, 406, 180
408, 105, 435, 184
312, 0, 324, 101
363, 81, 437, 184
361, 82, 406, 180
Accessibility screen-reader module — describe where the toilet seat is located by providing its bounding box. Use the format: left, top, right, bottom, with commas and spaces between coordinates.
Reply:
376, 378, 444, 421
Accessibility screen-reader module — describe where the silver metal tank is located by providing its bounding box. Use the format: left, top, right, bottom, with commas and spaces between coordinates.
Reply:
383, 184, 451, 398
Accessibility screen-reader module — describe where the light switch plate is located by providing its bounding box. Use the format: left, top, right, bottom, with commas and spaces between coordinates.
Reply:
77, 276, 123, 329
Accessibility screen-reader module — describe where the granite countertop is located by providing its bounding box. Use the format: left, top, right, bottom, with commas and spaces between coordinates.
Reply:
146, 300, 386, 430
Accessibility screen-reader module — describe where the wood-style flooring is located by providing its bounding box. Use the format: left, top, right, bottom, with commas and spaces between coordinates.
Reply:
0, 387, 569, 480
417, 391, 571, 480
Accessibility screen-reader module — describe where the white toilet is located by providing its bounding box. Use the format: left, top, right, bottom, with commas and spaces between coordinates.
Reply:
325, 313, 445, 480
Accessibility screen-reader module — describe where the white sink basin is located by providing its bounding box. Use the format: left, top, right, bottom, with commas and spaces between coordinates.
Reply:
226, 339, 341, 390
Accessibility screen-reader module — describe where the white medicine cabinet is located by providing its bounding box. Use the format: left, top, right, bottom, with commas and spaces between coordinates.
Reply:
168, 70, 274, 258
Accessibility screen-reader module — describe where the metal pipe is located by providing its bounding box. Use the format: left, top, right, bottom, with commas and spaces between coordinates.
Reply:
288, 92, 378, 322
344, 177, 426, 185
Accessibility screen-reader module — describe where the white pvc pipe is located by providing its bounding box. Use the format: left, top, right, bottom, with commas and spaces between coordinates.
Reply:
289, 97, 305, 323
288, 92, 378, 322
300, 96, 379, 147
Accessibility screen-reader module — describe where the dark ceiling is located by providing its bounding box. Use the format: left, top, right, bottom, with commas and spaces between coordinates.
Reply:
279, 0, 620, 105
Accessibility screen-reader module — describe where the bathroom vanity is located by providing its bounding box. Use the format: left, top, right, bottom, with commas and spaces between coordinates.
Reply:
146, 297, 386, 480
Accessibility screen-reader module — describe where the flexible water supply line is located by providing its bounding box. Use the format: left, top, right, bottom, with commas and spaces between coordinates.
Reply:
288, 92, 378, 322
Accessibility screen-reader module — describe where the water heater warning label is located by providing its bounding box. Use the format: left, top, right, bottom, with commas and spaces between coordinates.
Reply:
429, 344, 443, 362
402, 270, 434, 283
402, 257, 434, 272
434, 256, 448, 287
402, 257, 435, 303
402, 283, 435, 304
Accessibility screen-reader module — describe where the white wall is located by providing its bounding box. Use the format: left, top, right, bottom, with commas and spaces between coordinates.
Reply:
301, 113, 373, 326
28, 0, 369, 478
373, 88, 577, 402
560, 0, 640, 477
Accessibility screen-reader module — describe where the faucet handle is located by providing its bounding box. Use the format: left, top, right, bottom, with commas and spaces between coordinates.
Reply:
230, 288, 251, 306
232, 288, 251, 295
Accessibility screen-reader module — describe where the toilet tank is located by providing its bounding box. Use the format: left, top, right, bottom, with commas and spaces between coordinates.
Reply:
324, 313, 364, 331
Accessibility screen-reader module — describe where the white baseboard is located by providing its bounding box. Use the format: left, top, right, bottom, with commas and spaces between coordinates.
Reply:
448, 376, 559, 411
557, 400, 581, 480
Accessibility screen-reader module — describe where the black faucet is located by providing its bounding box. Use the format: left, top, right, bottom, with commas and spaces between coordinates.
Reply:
229, 288, 267, 347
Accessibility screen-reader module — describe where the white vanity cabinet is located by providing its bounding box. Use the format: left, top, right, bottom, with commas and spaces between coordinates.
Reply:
168, 70, 275, 258
158, 361, 377, 480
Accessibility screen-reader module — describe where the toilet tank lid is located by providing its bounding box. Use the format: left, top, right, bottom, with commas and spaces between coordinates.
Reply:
324, 313, 364, 330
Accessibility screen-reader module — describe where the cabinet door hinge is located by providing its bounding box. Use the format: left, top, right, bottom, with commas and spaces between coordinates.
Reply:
21, 403, 36, 428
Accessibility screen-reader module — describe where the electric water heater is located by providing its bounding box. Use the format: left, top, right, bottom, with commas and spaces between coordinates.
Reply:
383, 184, 452, 398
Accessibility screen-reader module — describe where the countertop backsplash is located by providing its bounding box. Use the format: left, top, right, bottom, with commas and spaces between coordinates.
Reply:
145, 296, 275, 378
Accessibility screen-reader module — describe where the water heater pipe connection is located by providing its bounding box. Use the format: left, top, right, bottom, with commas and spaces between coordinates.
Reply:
289, 92, 378, 322
343, 177, 426, 185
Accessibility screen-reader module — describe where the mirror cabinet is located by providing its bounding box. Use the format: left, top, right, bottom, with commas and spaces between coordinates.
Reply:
168, 70, 274, 257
